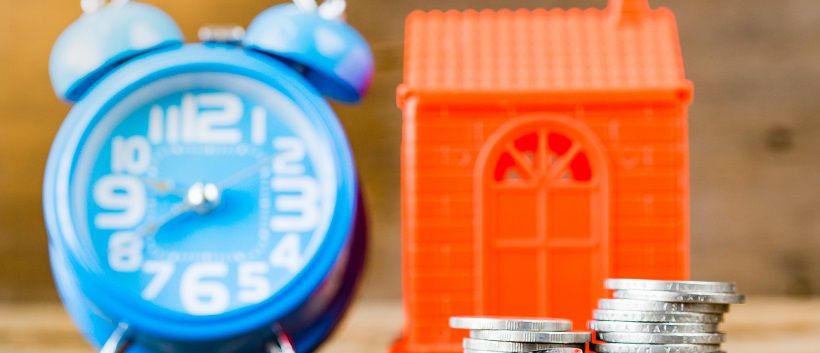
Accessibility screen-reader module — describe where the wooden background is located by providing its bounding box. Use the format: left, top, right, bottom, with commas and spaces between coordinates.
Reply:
1, 0, 820, 303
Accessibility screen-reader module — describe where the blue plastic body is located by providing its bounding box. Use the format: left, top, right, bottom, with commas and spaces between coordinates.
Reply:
44, 43, 365, 353
49, 2, 184, 102
244, 4, 374, 103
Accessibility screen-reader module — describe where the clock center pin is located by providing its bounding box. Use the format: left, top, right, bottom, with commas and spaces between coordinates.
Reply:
186, 182, 222, 214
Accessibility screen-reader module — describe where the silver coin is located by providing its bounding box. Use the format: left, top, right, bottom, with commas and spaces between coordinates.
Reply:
470, 330, 592, 344
450, 316, 572, 331
605, 279, 736, 293
596, 332, 725, 344
589, 321, 718, 333
599, 299, 730, 314
614, 290, 746, 304
464, 349, 583, 353
589, 343, 722, 353
463, 338, 585, 352
593, 310, 723, 324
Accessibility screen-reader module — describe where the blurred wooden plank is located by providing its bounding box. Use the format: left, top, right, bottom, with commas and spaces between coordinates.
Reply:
0, 300, 403, 353
722, 296, 820, 353
0, 303, 89, 353
0, 297, 818, 353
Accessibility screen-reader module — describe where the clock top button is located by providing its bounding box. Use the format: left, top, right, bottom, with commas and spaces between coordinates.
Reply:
198, 25, 246, 45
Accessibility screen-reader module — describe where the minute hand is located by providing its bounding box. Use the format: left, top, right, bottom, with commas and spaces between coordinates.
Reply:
215, 154, 276, 190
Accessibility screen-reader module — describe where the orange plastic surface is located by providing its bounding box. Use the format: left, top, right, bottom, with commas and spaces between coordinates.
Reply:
392, 1, 693, 353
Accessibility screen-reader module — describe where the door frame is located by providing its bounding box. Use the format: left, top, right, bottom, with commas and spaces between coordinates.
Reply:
473, 113, 611, 314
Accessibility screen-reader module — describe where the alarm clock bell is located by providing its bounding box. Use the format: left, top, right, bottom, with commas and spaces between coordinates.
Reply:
49, 1, 184, 102
244, 4, 374, 103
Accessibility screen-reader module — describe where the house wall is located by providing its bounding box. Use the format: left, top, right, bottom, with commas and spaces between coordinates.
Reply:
401, 98, 688, 351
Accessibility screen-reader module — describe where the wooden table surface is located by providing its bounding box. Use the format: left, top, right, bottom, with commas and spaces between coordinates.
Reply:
0, 297, 817, 353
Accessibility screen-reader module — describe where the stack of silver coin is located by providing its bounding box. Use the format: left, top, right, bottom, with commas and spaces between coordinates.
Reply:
589, 279, 746, 353
450, 316, 591, 353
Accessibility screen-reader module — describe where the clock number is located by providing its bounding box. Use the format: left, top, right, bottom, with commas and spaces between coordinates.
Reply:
269, 234, 303, 274
269, 137, 318, 278
171, 262, 272, 312
150, 105, 180, 144
111, 136, 151, 175
251, 106, 267, 146
238, 262, 271, 304
142, 261, 174, 300
180, 262, 230, 315
272, 138, 306, 175
108, 232, 143, 272
181, 95, 198, 143
93, 175, 146, 229
270, 177, 320, 232
149, 93, 244, 145
193, 93, 243, 144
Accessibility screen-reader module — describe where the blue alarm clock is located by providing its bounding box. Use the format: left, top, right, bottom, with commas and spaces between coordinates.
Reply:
43, 1, 373, 352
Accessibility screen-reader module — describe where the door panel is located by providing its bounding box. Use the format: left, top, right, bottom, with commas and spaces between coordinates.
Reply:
548, 188, 592, 241
494, 187, 540, 241
486, 249, 544, 316
547, 248, 596, 320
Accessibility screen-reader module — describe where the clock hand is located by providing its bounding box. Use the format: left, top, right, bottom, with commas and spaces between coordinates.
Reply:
137, 182, 222, 237
136, 202, 193, 237
137, 155, 272, 237
215, 154, 276, 190
141, 177, 187, 198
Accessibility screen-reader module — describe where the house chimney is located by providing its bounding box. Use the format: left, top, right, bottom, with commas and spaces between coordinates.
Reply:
608, 0, 650, 26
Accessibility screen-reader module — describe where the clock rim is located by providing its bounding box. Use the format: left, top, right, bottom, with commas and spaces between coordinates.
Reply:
43, 43, 359, 341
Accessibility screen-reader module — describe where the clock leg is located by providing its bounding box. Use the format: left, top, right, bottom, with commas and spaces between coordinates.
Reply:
99, 322, 132, 353
265, 323, 296, 353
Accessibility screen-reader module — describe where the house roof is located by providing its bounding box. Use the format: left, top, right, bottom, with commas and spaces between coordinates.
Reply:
399, 6, 694, 106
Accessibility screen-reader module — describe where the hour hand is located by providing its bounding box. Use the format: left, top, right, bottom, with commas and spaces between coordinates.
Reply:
142, 177, 187, 198
137, 202, 193, 237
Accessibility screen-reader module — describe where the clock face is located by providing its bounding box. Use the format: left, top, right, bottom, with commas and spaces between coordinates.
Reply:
62, 72, 347, 316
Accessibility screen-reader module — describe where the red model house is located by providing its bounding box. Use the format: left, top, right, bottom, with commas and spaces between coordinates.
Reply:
392, 1, 694, 353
